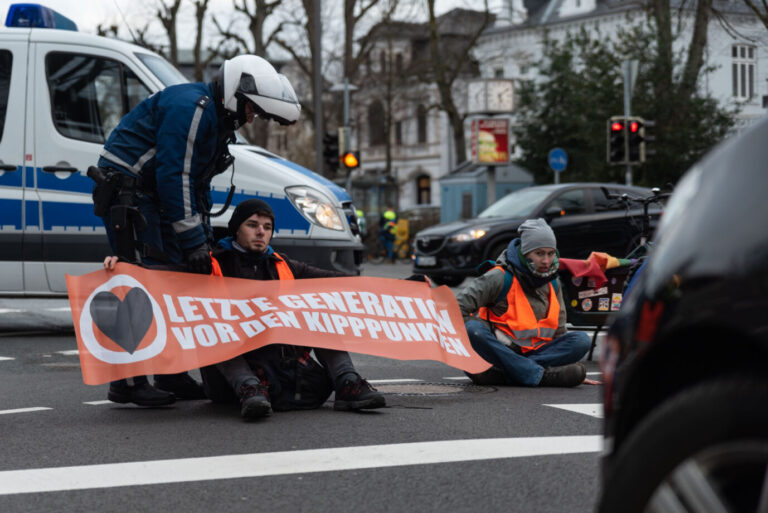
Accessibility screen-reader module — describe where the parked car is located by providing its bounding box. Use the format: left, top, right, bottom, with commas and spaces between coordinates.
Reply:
412, 183, 662, 286
597, 116, 768, 512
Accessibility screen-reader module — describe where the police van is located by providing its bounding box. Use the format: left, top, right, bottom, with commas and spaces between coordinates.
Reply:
0, 4, 364, 296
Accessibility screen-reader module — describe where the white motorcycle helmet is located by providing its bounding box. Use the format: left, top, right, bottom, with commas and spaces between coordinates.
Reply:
216, 55, 301, 127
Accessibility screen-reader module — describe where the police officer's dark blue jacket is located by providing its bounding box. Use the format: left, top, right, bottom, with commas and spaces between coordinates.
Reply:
98, 82, 221, 251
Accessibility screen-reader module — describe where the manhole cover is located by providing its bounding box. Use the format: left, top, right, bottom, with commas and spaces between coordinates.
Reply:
375, 382, 495, 396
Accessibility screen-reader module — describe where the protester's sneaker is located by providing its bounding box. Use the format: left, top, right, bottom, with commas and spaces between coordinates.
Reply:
333, 375, 386, 411
238, 383, 272, 420
108, 381, 176, 406
154, 372, 207, 400
465, 365, 507, 386
538, 363, 586, 388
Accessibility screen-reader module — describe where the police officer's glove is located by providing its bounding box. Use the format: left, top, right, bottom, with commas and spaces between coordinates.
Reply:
184, 243, 212, 275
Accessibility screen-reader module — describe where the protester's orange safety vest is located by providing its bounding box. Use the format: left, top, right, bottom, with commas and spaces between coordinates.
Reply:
477, 267, 559, 353
210, 252, 294, 280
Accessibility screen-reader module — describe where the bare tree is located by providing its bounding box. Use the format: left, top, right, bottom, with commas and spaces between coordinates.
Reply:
424, 0, 492, 165
156, 0, 183, 65
742, 0, 768, 29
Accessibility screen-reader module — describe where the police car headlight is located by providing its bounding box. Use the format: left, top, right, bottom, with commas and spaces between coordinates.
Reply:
450, 228, 488, 242
286, 186, 344, 231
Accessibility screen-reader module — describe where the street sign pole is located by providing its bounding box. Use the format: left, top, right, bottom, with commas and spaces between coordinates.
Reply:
548, 147, 567, 184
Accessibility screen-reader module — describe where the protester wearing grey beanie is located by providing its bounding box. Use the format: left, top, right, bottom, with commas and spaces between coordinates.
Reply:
519, 218, 557, 254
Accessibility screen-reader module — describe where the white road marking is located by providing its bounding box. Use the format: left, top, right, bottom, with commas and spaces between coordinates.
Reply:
0, 407, 52, 416
443, 376, 470, 381
0, 309, 22, 314
83, 401, 112, 406
368, 378, 423, 384
0, 356, 15, 361
56, 350, 80, 356
45, 307, 71, 312
586, 372, 602, 376
0, 436, 602, 495
544, 403, 603, 418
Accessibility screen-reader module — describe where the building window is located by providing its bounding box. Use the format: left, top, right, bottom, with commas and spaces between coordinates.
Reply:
732, 44, 755, 100
368, 100, 385, 146
416, 174, 431, 204
395, 121, 402, 145
417, 104, 427, 144
494, 68, 504, 78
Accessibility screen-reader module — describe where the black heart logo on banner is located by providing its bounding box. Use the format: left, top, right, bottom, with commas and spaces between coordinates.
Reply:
89, 288, 154, 354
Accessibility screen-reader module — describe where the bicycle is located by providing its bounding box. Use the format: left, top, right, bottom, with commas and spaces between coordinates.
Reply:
600, 186, 673, 292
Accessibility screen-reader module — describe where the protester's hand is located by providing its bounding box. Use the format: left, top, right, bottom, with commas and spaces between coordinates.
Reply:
404, 274, 434, 287
103, 256, 118, 271
184, 243, 212, 275
583, 378, 602, 385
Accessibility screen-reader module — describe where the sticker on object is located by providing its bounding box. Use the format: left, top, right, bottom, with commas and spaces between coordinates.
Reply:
611, 293, 623, 311
598, 298, 610, 311
581, 298, 593, 311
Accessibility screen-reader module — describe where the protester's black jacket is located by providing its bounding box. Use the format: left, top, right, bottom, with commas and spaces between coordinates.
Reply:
211, 239, 347, 281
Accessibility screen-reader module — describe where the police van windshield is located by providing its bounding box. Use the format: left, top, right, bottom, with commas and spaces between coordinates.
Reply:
135, 53, 188, 86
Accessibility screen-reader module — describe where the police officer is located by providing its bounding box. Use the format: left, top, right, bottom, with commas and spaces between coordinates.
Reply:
92, 55, 301, 406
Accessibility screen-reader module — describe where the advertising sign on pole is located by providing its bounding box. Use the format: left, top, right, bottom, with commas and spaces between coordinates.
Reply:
471, 118, 510, 165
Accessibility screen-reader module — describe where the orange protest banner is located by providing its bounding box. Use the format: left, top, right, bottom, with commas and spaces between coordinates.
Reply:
66, 263, 490, 385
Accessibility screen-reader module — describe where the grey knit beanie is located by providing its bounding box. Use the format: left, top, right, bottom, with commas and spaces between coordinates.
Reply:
518, 218, 556, 254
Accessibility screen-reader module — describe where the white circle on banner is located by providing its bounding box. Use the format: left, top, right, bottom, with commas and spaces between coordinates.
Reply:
79, 274, 167, 364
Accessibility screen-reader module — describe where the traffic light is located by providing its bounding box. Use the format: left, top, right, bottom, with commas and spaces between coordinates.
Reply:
323, 131, 340, 172
627, 117, 645, 163
607, 116, 625, 164
340, 151, 359, 170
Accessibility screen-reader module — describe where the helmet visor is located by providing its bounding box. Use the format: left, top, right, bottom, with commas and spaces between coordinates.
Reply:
239, 73, 298, 104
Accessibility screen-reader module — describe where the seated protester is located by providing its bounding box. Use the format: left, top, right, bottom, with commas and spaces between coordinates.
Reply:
205, 199, 386, 420
457, 219, 590, 387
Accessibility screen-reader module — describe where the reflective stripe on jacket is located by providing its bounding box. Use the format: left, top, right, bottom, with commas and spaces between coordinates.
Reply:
477, 266, 559, 353
272, 252, 294, 280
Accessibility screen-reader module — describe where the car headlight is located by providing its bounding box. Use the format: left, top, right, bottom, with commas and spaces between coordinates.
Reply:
285, 186, 344, 231
450, 228, 488, 242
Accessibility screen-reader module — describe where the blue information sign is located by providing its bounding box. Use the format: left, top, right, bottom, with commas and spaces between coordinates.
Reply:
548, 148, 568, 173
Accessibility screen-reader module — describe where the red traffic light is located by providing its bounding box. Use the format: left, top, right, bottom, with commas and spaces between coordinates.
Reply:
611, 122, 624, 132
629, 121, 639, 133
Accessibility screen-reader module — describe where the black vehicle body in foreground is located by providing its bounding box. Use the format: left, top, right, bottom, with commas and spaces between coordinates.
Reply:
413, 183, 660, 286
597, 117, 768, 512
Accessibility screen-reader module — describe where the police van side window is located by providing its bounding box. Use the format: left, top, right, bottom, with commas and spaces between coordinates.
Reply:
46, 53, 151, 143
0, 50, 12, 142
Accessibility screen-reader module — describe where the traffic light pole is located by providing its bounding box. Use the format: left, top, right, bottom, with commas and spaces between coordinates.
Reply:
622, 60, 636, 186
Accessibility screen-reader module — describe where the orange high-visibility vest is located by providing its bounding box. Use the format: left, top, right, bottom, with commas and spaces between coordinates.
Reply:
210, 252, 293, 280
478, 267, 559, 353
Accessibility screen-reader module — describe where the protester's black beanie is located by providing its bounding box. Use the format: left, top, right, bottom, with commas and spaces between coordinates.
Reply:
228, 199, 275, 236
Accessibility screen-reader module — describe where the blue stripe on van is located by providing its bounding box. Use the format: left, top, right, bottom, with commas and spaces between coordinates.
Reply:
265, 157, 351, 203
0, 198, 22, 229
41, 201, 101, 230
25, 197, 39, 228
36, 168, 93, 193
0, 166, 22, 187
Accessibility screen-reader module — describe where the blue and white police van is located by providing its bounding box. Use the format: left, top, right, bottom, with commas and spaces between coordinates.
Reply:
0, 4, 364, 296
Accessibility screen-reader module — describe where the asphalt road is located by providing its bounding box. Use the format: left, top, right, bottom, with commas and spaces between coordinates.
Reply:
0, 262, 607, 513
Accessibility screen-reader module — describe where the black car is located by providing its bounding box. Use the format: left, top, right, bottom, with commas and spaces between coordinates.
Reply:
597, 117, 768, 512
413, 183, 662, 286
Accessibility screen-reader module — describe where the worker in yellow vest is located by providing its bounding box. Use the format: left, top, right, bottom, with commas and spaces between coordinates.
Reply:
456, 219, 590, 387
378, 207, 397, 262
